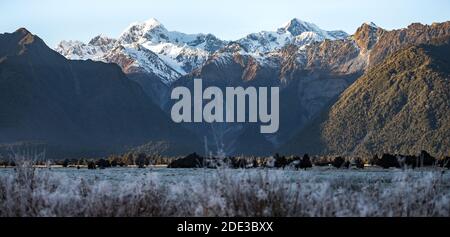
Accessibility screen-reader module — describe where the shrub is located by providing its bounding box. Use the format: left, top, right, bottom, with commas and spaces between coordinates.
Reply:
419, 150, 436, 167
353, 158, 365, 169
332, 157, 346, 168
95, 159, 110, 169
87, 161, 96, 170
377, 154, 400, 169
296, 154, 312, 170
135, 153, 147, 168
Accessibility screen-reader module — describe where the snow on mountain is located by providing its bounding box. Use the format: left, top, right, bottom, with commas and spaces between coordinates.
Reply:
104, 44, 182, 85
56, 18, 226, 85
236, 18, 348, 55
118, 18, 226, 75
55, 18, 348, 84
56, 35, 116, 61
119, 18, 225, 51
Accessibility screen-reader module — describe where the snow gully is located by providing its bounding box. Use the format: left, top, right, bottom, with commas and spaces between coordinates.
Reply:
171, 79, 279, 134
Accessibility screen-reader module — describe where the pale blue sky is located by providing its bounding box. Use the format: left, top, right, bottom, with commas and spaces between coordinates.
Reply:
1, 0, 450, 47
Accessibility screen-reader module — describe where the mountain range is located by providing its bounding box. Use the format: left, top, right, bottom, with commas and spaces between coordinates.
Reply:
0, 28, 201, 158
282, 36, 450, 156
1, 18, 449, 158
56, 18, 348, 81
55, 18, 348, 107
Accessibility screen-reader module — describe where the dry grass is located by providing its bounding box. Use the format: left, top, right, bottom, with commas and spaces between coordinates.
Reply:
1, 160, 449, 217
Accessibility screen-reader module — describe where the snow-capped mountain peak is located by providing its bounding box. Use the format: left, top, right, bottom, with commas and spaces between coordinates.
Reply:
56, 38, 114, 61
56, 18, 227, 85
236, 18, 348, 54
279, 18, 349, 40
119, 18, 170, 45
143, 18, 163, 28
278, 18, 323, 36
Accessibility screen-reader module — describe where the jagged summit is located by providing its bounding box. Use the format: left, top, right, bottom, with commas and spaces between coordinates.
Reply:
119, 18, 169, 44
14, 27, 32, 35
236, 18, 348, 54
89, 34, 115, 45
279, 18, 323, 36
123, 18, 164, 33
143, 18, 163, 28
353, 22, 384, 52
278, 18, 349, 39
363, 21, 379, 28
0, 28, 51, 57
10, 27, 38, 44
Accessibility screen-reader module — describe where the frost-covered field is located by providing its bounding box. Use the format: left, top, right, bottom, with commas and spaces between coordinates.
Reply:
0, 166, 449, 217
